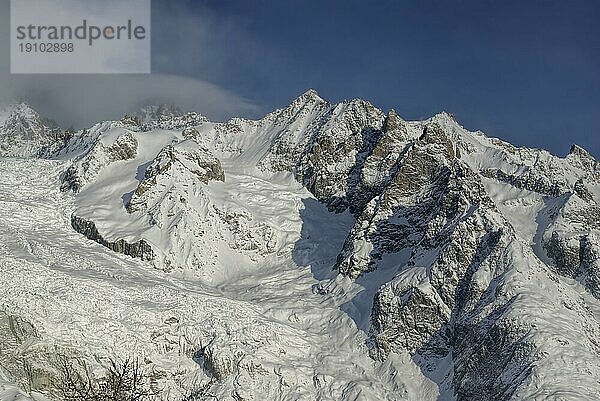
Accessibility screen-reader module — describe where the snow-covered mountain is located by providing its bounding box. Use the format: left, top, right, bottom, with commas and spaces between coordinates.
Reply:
0, 92, 599, 401
0, 104, 68, 158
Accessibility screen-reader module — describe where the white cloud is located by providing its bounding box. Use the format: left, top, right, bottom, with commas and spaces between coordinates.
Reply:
0, 0, 262, 129
0, 73, 261, 128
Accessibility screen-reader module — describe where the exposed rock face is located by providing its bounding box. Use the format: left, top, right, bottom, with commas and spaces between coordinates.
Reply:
123, 104, 208, 132
335, 123, 471, 278
568, 144, 599, 174
368, 197, 508, 356
544, 231, 581, 276
543, 229, 600, 300
255, 92, 600, 400
370, 267, 451, 356
294, 99, 386, 212
257, 89, 331, 172
581, 233, 600, 298
480, 168, 564, 196
574, 177, 594, 202
257, 90, 387, 211
451, 316, 536, 401
349, 110, 412, 213
71, 214, 154, 261
182, 126, 201, 141
535, 182, 600, 300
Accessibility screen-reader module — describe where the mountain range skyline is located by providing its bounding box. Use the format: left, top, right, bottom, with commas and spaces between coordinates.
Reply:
0, 0, 598, 158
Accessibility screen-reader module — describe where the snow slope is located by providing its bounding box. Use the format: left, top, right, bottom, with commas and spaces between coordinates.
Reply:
0, 159, 431, 400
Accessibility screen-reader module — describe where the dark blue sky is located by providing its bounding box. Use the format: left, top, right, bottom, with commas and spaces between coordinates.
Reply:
153, 0, 599, 157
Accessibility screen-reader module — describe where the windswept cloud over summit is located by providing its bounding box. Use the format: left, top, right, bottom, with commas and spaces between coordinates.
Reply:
0, 73, 261, 129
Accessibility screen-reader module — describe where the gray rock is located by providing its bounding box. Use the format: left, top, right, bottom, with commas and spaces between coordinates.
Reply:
71, 214, 154, 261
61, 132, 138, 193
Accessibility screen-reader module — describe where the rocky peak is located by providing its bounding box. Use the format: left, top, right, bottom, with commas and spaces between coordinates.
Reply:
569, 143, 594, 159
146, 141, 225, 185
382, 109, 404, 132
126, 140, 224, 214
294, 88, 324, 104
432, 111, 457, 122
0, 103, 66, 157
419, 123, 456, 160
124, 104, 209, 132
268, 89, 329, 128
137, 104, 184, 124
567, 143, 598, 175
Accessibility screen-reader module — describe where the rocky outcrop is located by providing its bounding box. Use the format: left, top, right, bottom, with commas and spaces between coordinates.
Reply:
126, 140, 224, 213
581, 233, 600, 298
348, 110, 412, 213
295, 99, 386, 212
543, 230, 600, 299
256, 91, 387, 211
0, 311, 56, 392
538, 188, 600, 298
71, 214, 154, 261
480, 168, 565, 196
62, 132, 138, 192
543, 231, 582, 277
567, 144, 599, 175
122, 105, 208, 132
335, 123, 469, 278
213, 208, 277, 257
370, 269, 450, 357
574, 177, 594, 202
451, 315, 536, 401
